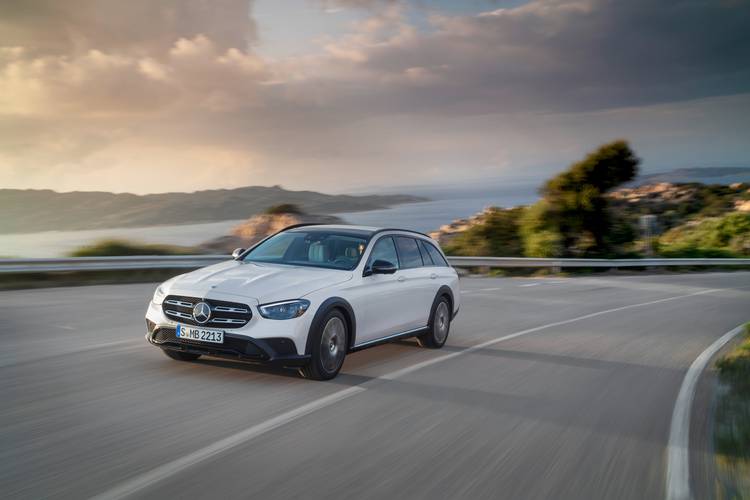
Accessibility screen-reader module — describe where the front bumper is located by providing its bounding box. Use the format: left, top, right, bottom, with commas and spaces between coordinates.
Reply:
146, 322, 311, 367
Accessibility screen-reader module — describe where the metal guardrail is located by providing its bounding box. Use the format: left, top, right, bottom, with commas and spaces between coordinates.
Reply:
447, 256, 750, 268
1, 255, 749, 274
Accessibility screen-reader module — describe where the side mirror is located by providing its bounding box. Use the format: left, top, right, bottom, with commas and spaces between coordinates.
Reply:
370, 259, 397, 275
231, 248, 245, 259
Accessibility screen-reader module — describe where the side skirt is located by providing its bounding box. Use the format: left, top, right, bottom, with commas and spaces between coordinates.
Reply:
350, 326, 429, 352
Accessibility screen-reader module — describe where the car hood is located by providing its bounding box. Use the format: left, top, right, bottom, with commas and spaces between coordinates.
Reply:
167, 260, 353, 304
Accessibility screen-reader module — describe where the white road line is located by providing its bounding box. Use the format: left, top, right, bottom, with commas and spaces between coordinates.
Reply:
92, 287, 719, 500
665, 323, 746, 500
382, 289, 717, 381
519, 283, 539, 287
91, 386, 366, 500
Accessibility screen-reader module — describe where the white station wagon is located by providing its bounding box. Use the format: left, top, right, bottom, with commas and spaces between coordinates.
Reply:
145, 224, 460, 380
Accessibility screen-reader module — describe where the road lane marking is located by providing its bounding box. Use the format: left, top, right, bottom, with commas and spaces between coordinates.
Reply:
90, 386, 366, 500
92, 287, 719, 499
665, 323, 746, 500
519, 283, 539, 287
381, 289, 718, 381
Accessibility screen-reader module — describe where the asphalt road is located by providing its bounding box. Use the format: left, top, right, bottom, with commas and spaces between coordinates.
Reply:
2, 272, 749, 500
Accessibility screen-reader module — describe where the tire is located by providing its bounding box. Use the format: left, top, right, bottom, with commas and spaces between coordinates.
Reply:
163, 349, 201, 361
301, 309, 348, 380
417, 296, 451, 349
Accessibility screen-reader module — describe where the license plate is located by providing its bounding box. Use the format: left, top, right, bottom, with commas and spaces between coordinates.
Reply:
176, 324, 224, 344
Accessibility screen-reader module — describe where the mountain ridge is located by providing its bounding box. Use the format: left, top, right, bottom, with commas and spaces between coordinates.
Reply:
0, 185, 427, 234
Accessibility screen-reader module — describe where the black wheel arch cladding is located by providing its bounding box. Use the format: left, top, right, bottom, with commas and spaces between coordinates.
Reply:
305, 297, 357, 355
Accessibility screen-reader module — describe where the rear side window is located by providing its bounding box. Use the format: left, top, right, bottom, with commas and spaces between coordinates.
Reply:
417, 240, 434, 266
395, 237, 423, 269
367, 236, 399, 269
424, 241, 449, 267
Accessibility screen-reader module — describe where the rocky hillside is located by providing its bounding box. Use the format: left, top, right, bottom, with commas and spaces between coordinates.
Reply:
0, 185, 426, 233
607, 182, 750, 232
200, 212, 342, 253
431, 182, 750, 257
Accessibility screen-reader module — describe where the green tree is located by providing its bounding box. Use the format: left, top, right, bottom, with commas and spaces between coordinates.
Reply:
521, 140, 640, 257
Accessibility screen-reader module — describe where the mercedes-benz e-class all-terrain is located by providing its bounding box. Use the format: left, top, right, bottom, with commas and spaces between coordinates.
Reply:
145, 224, 460, 380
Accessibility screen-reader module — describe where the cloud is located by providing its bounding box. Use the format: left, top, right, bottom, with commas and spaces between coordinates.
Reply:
0, 0, 256, 55
0, 0, 748, 194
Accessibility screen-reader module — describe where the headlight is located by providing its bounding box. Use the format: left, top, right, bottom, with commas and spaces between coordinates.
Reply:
258, 299, 310, 320
152, 285, 167, 305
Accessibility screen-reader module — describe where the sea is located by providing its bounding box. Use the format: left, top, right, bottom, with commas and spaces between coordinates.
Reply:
1, 183, 540, 257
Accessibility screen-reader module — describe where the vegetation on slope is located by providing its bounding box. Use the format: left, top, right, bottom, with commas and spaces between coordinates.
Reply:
442, 207, 525, 257
441, 140, 749, 260
658, 212, 750, 257
69, 239, 199, 257
714, 324, 750, 497
444, 141, 641, 258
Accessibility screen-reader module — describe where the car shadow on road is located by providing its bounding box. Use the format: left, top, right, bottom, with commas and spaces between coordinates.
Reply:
190, 356, 377, 387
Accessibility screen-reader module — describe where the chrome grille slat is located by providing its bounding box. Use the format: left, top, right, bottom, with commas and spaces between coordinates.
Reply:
164, 299, 194, 308
211, 318, 247, 324
165, 309, 192, 320
213, 306, 249, 314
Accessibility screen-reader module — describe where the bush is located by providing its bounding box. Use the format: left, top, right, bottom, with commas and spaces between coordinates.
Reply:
69, 239, 199, 257
658, 212, 750, 257
265, 203, 304, 215
443, 207, 525, 257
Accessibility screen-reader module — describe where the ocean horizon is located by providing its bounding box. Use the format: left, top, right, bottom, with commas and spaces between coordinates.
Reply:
1, 183, 540, 257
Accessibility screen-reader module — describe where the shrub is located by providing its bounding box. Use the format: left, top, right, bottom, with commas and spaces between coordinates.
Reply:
443, 207, 525, 257
658, 212, 750, 257
265, 203, 304, 215
69, 239, 198, 257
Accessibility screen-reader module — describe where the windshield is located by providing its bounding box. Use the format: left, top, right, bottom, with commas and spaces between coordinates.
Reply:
242, 230, 369, 270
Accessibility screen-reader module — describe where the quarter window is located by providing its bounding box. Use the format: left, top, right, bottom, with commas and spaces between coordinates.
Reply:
424, 241, 449, 267
395, 236, 423, 269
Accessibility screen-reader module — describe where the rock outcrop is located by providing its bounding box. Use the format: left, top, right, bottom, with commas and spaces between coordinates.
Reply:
428, 207, 500, 246
200, 212, 343, 253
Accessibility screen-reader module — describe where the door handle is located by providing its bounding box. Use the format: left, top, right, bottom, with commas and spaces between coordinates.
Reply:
430, 273, 438, 279
397, 276, 406, 282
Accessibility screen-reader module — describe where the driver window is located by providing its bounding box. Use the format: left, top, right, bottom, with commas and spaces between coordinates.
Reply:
367, 236, 399, 270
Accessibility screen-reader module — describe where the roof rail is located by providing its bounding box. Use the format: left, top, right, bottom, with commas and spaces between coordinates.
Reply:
371, 227, 432, 239
279, 222, 327, 231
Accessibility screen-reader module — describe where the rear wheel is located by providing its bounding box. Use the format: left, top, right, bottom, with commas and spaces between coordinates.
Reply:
301, 310, 348, 380
417, 297, 451, 348
162, 349, 201, 361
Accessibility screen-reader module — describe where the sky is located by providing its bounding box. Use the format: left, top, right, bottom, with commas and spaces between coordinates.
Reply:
0, 0, 748, 194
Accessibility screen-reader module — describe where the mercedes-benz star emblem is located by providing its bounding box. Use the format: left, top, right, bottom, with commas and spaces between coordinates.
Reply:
192, 302, 211, 324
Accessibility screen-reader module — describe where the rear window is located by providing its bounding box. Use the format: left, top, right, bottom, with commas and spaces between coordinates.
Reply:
423, 241, 449, 267
395, 236, 423, 269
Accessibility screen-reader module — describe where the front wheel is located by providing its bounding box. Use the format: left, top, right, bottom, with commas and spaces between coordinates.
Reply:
417, 297, 451, 348
301, 310, 348, 380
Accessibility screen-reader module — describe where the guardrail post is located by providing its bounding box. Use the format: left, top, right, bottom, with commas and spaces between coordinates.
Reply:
552, 261, 562, 274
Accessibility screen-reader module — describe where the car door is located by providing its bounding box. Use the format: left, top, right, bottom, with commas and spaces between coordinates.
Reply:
393, 236, 435, 329
352, 236, 411, 345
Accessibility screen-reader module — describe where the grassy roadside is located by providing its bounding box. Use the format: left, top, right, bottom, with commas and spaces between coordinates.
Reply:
714, 323, 750, 499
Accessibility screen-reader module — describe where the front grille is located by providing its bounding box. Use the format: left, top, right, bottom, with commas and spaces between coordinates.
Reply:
162, 295, 252, 328
152, 327, 266, 359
